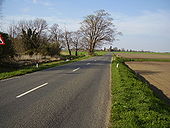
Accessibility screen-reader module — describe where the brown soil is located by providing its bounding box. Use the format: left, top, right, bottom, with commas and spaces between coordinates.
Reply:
126, 61, 170, 104
115, 53, 170, 59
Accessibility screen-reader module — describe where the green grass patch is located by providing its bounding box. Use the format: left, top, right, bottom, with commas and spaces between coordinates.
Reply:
61, 50, 108, 56
110, 57, 170, 128
94, 51, 108, 56
60, 51, 88, 56
0, 56, 90, 80
0, 50, 108, 80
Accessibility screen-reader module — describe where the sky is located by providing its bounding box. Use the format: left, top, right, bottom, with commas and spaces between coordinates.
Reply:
1, 0, 170, 52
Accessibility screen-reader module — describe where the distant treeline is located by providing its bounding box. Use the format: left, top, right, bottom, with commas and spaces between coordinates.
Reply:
109, 47, 153, 53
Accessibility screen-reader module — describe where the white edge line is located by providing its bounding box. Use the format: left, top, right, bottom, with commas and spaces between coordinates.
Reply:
1, 76, 20, 82
111, 56, 113, 63
16, 82, 48, 98
72, 67, 80, 72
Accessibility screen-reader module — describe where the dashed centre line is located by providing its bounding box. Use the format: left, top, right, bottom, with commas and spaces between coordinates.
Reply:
72, 67, 80, 72
16, 82, 48, 98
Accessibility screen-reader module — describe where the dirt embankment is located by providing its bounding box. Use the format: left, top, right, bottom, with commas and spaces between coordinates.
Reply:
115, 52, 170, 104
126, 61, 170, 97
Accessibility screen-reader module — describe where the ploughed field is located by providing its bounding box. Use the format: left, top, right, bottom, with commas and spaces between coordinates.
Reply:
115, 52, 170, 102
115, 52, 170, 59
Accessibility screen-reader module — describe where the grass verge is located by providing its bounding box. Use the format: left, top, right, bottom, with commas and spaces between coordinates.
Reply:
61, 50, 108, 56
110, 57, 170, 128
0, 51, 109, 80
0, 56, 90, 80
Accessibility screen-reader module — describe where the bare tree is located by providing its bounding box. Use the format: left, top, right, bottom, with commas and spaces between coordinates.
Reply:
71, 31, 82, 56
7, 19, 48, 55
80, 10, 117, 55
8, 23, 17, 38
33, 18, 48, 36
9, 18, 48, 37
49, 24, 63, 47
63, 30, 72, 56
8, 23, 25, 54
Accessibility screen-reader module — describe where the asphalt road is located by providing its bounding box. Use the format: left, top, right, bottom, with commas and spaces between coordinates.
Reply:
0, 53, 112, 128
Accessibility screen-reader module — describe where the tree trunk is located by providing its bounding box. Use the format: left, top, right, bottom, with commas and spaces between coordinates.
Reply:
88, 41, 94, 55
66, 42, 72, 56
75, 50, 78, 56
88, 49, 93, 55
68, 48, 72, 56
75, 44, 78, 56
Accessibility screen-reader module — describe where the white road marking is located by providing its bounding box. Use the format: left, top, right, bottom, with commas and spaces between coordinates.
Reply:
116, 63, 119, 68
73, 67, 80, 72
111, 57, 113, 63
87, 63, 90, 65
94, 60, 97, 61
16, 83, 48, 98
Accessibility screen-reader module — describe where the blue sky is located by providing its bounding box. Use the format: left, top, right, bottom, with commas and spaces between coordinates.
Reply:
1, 0, 170, 52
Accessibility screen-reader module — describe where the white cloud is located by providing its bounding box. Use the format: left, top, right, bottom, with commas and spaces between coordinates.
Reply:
112, 10, 170, 52
41, 2, 51, 6
32, 0, 52, 6
3, 15, 81, 31
32, 0, 38, 4
115, 10, 170, 36
21, 7, 30, 13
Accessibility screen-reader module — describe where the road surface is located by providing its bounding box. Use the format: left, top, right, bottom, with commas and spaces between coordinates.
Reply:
0, 54, 112, 128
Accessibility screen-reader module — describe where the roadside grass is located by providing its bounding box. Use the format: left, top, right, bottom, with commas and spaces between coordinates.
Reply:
0, 55, 89, 80
0, 50, 108, 80
94, 51, 108, 56
60, 51, 88, 56
114, 51, 170, 55
110, 57, 170, 128
61, 50, 108, 56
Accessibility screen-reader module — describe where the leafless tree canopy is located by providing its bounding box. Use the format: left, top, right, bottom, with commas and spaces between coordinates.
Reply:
80, 10, 116, 54
3, 9, 121, 59
71, 31, 82, 56
8, 19, 48, 37
63, 30, 73, 56
49, 24, 63, 47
